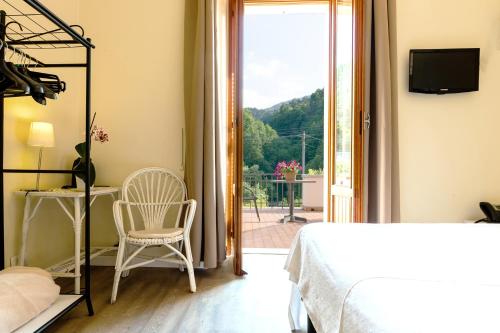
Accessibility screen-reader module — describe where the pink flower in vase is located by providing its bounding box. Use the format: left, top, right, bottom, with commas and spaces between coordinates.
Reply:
92, 126, 109, 143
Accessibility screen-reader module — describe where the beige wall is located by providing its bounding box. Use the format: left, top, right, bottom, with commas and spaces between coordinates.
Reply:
5, 0, 499, 266
77, 0, 186, 247
391, 0, 500, 222
3, 0, 187, 266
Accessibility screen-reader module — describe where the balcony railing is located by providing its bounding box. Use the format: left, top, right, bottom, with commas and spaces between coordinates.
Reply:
243, 173, 304, 208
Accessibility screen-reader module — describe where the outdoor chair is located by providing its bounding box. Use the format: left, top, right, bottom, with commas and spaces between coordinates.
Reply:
243, 184, 261, 222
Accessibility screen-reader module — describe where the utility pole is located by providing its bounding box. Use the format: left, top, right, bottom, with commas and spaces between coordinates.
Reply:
301, 131, 306, 174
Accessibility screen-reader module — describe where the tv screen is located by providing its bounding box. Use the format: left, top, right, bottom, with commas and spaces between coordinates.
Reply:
409, 48, 480, 94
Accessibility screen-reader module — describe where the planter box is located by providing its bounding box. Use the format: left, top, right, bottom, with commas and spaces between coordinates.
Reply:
302, 174, 324, 211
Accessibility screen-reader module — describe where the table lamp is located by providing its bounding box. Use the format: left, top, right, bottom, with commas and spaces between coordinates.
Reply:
28, 122, 55, 191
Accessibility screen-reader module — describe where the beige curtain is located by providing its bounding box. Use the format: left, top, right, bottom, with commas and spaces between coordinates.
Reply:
364, 0, 393, 223
185, 0, 228, 268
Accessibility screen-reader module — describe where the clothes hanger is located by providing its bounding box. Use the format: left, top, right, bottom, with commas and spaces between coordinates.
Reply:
7, 63, 44, 95
1, 21, 48, 101
27, 56, 65, 94
22, 57, 47, 105
0, 41, 30, 94
3, 20, 53, 96
0, 41, 30, 95
4, 51, 56, 104
27, 70, 65, 93
0, 46, 19, 94
15, 60, 58, 101
0, 40, 60, 102
1, 51, 29, 98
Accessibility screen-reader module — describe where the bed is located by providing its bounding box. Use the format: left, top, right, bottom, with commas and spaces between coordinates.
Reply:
0, 266, 72, 332
285, 223, 500, 333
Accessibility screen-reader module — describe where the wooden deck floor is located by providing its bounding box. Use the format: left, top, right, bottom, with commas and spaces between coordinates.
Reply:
242, 207, 324, 249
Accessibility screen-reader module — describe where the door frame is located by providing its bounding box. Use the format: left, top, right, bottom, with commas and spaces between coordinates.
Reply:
227, 0, 365, 274
228, 0, 245, 276
327, 0, 365, 222
351, 0, 365, 222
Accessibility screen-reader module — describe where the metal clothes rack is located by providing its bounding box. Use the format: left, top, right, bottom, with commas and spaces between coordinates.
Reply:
0, 0, 95, 330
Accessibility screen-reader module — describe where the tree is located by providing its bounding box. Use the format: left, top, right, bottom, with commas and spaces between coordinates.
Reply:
243, 110, 278, 169
243, 88, 326, 174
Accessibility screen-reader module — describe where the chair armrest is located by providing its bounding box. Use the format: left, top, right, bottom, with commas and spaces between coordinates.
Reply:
181, 199, 197, 238
112, 200, 127, 238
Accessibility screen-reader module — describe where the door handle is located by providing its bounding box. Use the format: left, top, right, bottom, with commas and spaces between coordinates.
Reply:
364, 111, 371, 130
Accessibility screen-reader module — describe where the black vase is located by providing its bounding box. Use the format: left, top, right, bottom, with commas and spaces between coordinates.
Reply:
71, 157, 96, 188
72, 141, 96, 188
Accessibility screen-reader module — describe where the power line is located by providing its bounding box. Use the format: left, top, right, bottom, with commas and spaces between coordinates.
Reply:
243, 135, 303, 143
304, 135, 323, 141
272, 124, 324, 131
274, 125, 324, 134
244, 134, 324, 144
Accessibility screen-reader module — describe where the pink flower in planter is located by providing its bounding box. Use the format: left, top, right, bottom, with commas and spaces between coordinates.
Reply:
274, 160, 303, 177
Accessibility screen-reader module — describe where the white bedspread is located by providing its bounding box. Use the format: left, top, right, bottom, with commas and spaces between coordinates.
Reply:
0, 266, 60, 332
285, 223, 500, 333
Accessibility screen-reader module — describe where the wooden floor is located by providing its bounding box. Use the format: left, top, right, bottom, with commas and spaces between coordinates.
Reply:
242, 207, 323, 249
48, 255, 306, 333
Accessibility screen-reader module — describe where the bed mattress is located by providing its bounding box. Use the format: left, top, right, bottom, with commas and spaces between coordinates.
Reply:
0, 266, 60, 332
285, 223, 500, 333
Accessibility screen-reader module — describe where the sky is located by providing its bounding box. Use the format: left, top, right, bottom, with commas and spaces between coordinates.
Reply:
243, 5, 329, 109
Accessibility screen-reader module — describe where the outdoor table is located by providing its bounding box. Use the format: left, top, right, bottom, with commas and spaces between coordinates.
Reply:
271, 179, 316, 223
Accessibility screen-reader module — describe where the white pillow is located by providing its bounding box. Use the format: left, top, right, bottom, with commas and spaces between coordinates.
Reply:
0, 266, 60, 332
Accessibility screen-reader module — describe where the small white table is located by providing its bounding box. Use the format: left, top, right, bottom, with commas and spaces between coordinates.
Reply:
17, 187, 120, 294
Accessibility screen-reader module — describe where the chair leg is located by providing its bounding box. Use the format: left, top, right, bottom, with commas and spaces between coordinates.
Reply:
186, 261, 196, 293
121, 244, 130, 278
253, 198, 261, 222
177, 241, 185, 272
183, 239, 196, 293
111, 270, 122, 305
111, 240, 126, 304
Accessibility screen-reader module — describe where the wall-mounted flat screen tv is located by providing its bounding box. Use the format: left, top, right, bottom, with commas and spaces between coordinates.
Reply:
409, 48, 480, 94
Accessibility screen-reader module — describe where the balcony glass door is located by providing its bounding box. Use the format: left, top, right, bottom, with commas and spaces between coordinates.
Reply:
329, 0, 365, 223
240, 2, 329, 250
229, 0, 366, 273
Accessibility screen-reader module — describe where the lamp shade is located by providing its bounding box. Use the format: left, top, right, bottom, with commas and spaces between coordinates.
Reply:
28, 122, 55, 148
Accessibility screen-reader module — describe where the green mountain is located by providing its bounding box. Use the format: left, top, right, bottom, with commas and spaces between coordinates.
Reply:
247, 99, 290, 121
243, 88, 324, 174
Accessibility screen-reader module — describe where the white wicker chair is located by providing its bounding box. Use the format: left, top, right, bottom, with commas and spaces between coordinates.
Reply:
111, 167, 197, 304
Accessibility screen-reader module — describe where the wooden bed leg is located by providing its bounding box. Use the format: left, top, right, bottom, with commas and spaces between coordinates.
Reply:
307, 315, 317, 333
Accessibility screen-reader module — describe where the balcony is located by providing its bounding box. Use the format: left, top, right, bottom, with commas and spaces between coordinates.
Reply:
242, 173, 324, 250
243, 207, 323, 249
